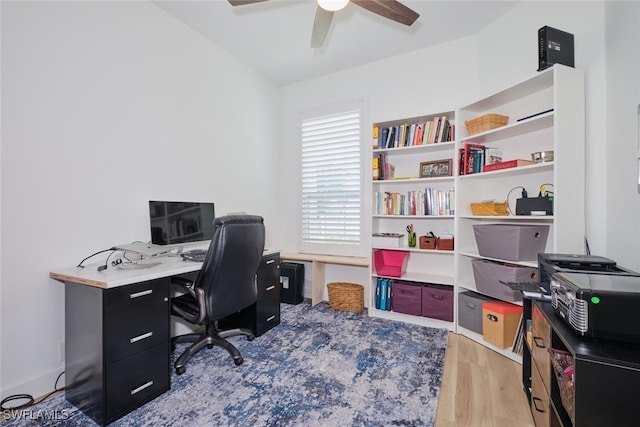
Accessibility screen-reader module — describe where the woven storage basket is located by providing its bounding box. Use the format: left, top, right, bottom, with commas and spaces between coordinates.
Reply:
470, 202, 509, 216
327, 282, 364, 313
465, 114, 509, 135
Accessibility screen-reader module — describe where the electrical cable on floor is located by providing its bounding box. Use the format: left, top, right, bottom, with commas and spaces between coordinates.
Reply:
0, 371, 65, 412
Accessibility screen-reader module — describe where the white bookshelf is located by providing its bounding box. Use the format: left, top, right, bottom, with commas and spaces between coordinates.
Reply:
455, 64, 585, 362
367, 65, 585, 362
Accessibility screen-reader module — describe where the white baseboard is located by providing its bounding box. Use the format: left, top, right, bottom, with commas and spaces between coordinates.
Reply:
1, 365, 65, 403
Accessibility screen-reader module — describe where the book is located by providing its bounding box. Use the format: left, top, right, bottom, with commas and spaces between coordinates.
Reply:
380, 279, 389, 310
373, 125, 379, 149
482, 159, 534, 172
437, 116, 449, 143
372, 156, 380, 180
461, 142, 485, 175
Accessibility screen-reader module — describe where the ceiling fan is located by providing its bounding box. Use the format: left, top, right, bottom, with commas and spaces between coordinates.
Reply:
228, 0, 420, 48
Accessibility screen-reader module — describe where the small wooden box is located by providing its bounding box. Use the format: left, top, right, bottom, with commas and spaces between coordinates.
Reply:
419, 236, 436, 249
436, 237, 454, 251
482, 301, 522, 348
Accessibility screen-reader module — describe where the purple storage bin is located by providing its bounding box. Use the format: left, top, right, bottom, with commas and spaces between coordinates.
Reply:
421, 284, 454, 321
391, 281, 422, 316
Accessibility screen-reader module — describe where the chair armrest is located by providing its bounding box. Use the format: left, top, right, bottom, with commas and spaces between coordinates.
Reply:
171, 276, 196, 298
170, 277, 206, 324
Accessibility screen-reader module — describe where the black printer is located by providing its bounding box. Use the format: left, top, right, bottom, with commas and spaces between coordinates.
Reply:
538, 253, 640, 344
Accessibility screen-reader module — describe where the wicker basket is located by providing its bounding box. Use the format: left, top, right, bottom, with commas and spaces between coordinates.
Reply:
470, 202, 509, 216
327, 282, 364, 313
465, 114, 509, 135
549, 348, 575, 424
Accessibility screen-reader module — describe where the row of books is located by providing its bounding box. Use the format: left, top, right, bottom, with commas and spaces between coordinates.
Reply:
458, 143, 487, 175
458, 143, 535, 175
374, 278, 393, 311
373, 116, 455, 149
372, 153, 395, 180
374, 188, 455, 216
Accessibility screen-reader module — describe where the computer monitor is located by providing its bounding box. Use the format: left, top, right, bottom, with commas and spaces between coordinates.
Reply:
149, 201, 215, 246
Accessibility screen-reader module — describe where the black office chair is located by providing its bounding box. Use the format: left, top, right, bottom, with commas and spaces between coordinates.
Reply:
170, 215, 265, 374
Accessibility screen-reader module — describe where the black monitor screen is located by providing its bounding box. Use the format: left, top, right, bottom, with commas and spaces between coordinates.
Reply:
149, 201, 215, 245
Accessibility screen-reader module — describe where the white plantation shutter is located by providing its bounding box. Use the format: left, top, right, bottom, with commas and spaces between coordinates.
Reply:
300, 104, 363, 255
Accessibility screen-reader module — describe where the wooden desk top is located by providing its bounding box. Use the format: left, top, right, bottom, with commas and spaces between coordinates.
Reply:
50, 249, 280, 289
280, 252, 369, 267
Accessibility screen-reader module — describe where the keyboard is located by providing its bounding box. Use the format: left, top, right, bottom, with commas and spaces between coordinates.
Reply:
180, 249, 208, 262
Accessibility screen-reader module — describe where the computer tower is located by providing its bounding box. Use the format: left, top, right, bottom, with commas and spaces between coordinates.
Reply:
279, 262, 304, 304
538, 26, 574, 71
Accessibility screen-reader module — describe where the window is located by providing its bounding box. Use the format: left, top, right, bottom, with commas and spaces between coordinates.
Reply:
299, 101, 364, 256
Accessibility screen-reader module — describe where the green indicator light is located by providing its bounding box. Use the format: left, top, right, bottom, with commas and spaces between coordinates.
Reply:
591, 296, 600, 304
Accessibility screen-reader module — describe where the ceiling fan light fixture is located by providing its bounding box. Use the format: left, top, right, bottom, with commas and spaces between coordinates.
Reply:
317, 0, 349, 12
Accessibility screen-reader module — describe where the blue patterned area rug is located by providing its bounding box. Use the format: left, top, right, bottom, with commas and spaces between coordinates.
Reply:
4, 302, 448, 426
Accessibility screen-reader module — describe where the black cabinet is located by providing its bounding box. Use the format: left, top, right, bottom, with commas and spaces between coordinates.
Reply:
220, 252, 281, 337
523, 300, 640, 426
65, 278, 171, 426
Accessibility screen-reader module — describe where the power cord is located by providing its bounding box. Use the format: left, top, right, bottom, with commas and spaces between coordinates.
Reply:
0, 371, 65, 412
506, 185, 526, 215
76, 248, 114, 269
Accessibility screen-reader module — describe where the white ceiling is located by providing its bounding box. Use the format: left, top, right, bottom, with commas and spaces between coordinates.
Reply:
153, 0, 520, 86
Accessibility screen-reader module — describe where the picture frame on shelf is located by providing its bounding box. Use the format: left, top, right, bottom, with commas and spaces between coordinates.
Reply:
419, 159, 453, 178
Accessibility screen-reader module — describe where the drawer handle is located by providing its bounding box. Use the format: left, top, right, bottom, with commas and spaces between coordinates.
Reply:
532, 397, 546, 413
266, 315, 276, 322
130, 331, 153, 343
266, 259, 276, 265
266, 285, 276, 291
486, 314, 498, 322
533, 336, 545, 348
130, 380, 154, 395
130, 289, 153, 299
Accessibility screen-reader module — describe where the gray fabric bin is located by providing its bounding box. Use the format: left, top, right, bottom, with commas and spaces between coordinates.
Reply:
471, 258, 537, 302
473, 224, 550, 261
458, 291, 496, 334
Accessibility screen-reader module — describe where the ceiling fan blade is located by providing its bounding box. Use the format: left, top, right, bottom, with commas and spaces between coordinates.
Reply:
228, 0, 269, 6
310, 6, 335, 48
350, 0, 419, 26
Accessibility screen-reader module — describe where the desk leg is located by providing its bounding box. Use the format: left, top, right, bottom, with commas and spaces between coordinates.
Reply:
311, 261, 325, 306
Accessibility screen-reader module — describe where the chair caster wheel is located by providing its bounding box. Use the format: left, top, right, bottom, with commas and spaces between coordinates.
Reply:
207, 344, 214, 349
234, 357, 244, 366
176, 366, 186, 375
247, 335, 255, 341
171, 344, 176, 351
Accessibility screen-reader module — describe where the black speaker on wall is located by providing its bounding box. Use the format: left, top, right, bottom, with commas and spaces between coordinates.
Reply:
538, 26, 574, 71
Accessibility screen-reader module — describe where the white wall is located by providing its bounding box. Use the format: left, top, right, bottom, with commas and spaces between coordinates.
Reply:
603, 1, 640, 269
1, 1, 279, 399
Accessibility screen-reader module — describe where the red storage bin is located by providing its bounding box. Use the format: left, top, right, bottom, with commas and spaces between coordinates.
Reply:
374, 250, 409, 277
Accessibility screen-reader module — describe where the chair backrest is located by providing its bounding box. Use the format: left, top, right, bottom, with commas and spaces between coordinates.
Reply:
195, 215, 265, 321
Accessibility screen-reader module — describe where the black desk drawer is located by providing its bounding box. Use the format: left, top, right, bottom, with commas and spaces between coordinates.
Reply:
105, 280, 169, 364
105, 342, 169, 423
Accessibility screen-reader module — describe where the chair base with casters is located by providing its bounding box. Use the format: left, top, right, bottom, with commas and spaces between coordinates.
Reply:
170, 322, 255, 375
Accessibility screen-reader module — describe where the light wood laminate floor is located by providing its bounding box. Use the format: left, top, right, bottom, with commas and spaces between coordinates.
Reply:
435, 333, 535, 427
